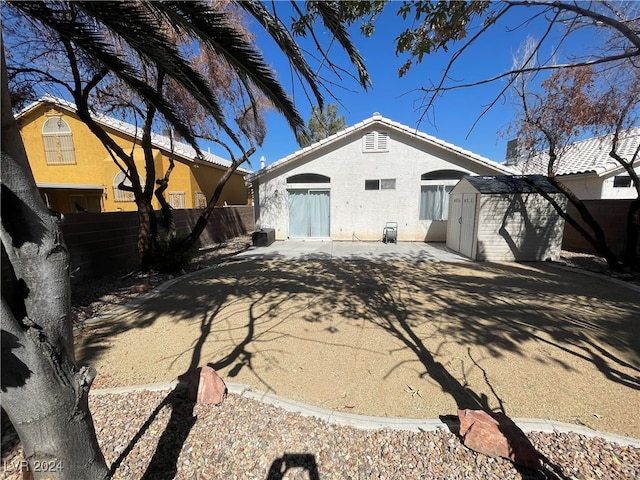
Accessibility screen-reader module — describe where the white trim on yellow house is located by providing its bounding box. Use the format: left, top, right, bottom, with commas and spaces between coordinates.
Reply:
36, 183, 104, 190
17, 95, 252, 175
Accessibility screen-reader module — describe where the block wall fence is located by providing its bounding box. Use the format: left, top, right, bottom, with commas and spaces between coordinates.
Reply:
2, 206, 255, 286
2, 201, 637, 287
562, 199, 639, 256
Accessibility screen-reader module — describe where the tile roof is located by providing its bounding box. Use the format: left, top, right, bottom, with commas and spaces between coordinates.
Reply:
248, 113, 514, 181
16, 95, 251, 174
514, 127, 640, 177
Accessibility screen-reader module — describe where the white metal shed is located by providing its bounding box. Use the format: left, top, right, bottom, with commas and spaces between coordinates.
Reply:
446, 176, 567, 261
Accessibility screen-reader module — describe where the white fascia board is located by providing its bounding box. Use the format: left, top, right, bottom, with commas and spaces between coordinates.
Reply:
37, 183, 104, 190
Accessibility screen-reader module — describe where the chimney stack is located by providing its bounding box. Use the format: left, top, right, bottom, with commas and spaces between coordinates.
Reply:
505, 138, 525, 166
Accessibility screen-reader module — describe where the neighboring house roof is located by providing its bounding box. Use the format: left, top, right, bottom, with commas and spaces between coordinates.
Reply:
248, 113, 513, 181
462, 175, 562, 194
515, 127, 640, 177
16, 94, 251, 174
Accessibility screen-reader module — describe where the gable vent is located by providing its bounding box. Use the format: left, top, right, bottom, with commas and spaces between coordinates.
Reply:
363, 131, 389, 152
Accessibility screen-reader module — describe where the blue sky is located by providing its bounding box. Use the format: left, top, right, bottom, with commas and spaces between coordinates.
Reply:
241, 2, 593, 170
5, 1, 604, 171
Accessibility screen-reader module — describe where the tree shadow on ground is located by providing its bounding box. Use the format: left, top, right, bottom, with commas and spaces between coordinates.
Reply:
102, 258, 316, 478
106, 385, 194, 479
79, 256, 639, 405
81, 256, 639, 478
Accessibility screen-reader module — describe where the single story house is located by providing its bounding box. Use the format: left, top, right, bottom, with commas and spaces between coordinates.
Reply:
447, 176, 567, 261
248, 113, 512, 242
507, 127, 640, 200
16, 95, 250, 214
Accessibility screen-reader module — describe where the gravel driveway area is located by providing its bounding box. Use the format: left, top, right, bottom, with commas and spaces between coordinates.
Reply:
2, 240, 639, 479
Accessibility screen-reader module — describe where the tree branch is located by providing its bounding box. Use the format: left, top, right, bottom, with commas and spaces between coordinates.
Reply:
506, 0, 640, 49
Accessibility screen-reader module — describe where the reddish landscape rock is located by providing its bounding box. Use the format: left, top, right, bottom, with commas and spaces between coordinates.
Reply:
457, 409, 542, 469
129, 284, 149, 294
187, 366, 227, 405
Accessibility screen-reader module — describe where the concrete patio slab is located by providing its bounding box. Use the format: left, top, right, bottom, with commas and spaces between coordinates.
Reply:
236, 240, 470, 262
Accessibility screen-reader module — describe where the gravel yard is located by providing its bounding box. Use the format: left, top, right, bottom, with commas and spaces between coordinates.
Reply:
2, 388, 639, 479
2, 239, 639, 479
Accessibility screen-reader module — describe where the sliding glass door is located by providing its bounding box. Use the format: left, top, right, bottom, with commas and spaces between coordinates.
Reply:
288, 189, 330, 238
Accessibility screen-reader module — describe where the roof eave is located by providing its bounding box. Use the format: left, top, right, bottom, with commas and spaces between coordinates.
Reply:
250, 115, 510, 181
17, 96, 251, 174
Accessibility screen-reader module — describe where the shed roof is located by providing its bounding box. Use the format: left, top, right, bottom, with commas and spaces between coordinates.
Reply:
461, 175, 563, 194
16, 95, 251, 174
249, 113, 514, 181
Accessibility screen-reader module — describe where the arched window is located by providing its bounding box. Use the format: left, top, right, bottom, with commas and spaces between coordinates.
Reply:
419, 170, 467, 220
112, 171, 140, 202
286, 173, 330, 183
420, 170, 467, 181
42, 116, 76, 165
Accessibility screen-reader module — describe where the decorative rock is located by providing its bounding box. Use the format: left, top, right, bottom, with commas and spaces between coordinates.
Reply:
457, 409, 542, 469
187, 366, 227, 405
129, 284, 149, 294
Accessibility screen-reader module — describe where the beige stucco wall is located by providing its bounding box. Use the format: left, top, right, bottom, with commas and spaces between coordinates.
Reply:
254, 124, 505, 242
559, 167, 640, 200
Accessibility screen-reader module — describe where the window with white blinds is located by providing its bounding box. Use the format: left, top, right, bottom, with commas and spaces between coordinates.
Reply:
194, 192, 207, 208
363, 131, 389, 152
42, 116, 76, 165
169, 192, 186, 209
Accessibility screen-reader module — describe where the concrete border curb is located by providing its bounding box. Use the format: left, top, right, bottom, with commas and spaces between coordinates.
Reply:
79, 254, 639, 330
545, 262, 640, 293
91, 381, 640, 448
79, 262, 226, 327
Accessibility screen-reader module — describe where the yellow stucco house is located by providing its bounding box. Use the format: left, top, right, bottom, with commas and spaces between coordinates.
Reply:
15, 95, 250, 214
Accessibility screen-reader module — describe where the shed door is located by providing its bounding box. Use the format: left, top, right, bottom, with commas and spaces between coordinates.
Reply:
288, 189, 330, 238
448, 194, 463, 251
459, 194, 477, 258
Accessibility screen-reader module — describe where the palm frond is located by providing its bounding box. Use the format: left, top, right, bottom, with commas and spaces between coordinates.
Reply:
8, 1, 242, 155
308, 0, 371, 90
154, 1, 307, 138
75, 1, 245, 153
238, 0, 325, 108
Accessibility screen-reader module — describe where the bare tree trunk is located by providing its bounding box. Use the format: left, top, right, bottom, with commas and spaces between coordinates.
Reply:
547, 178, 621, 269
1, 43, 108, 479
137, 199, 156, 272
155, 157, 176, 234
176, 148, 255, 257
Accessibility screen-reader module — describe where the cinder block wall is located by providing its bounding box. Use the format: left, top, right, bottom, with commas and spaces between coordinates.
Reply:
562, 199, 639, 255
1, 206, 255, 286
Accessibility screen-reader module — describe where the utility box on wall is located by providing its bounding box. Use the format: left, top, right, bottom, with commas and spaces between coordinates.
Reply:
447, 176, 567, 261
